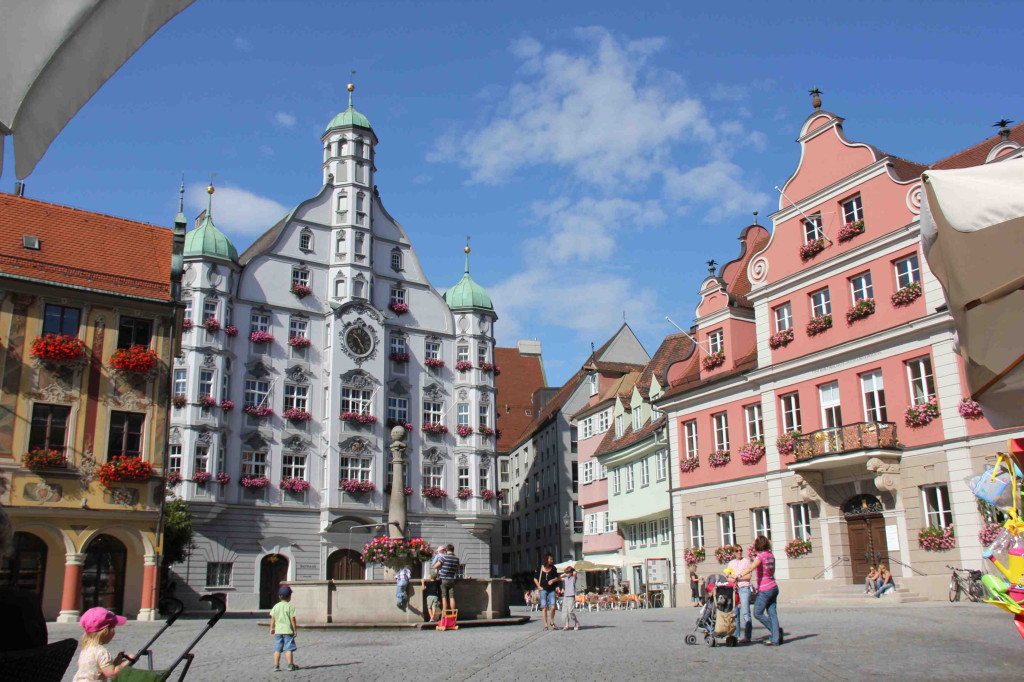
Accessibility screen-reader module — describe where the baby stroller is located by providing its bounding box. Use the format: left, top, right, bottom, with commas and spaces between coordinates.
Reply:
685, 574, 737, 648
113, 594, 226, 681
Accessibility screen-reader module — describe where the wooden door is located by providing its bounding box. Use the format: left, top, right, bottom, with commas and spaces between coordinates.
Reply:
327, 549, 364, 581
259, 554, 289, 609
847, 516, 889, 583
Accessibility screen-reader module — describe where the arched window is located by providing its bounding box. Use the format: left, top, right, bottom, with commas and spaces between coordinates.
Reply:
353, 276, 365, 299
334, 277, 346, 299
336, 231, 346, 255
299, 228, 313, 252
354, 232, 365, 255
390, 248, 403, 271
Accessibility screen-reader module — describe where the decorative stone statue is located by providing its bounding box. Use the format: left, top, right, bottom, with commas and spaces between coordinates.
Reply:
388, 425, 408, 539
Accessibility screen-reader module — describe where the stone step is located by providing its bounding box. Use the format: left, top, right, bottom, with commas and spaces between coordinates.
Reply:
789, 591, 928, 606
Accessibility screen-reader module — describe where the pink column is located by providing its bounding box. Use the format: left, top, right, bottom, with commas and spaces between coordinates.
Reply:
56, 553, 85, 623
137, 554, 159, 621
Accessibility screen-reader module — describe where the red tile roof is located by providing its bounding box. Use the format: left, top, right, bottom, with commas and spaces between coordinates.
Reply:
593, 416, 667, 457
930, 122, 1024, 170
636, 333, 695, 398
571, 371, 639, 421
0, 193, 173, 301
495, 347, 547, 453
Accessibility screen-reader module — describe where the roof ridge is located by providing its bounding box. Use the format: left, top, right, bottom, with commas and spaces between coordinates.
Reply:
0, 192, 166, 233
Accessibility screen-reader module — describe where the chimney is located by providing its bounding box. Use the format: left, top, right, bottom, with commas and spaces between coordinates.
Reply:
13, 181, 25, 197
532, 387, 559, 414
517, 339, 542, 357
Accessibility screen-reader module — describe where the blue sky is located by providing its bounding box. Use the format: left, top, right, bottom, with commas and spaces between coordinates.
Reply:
4, 0, 1022, 386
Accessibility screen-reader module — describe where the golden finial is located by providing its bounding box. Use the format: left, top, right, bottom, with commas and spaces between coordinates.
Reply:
347, 83, 355, 92
464, 235, 471, 254
207, 184, 215, 195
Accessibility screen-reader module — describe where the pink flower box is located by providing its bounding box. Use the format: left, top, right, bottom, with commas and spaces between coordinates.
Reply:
223, 325, 239, 337
422, 422, 449, 435
918, 524, 955, 551
768, 328, 794, 350
891, 282, 922, 307
456, 425, 474, 437
197, 395, 217, 409
905, 398, 939, 428
181, 318, 194, 331
340, 411, 377, 424
340, 479, 375, 494
192, 471, 212, 484
288, 336, 312, 348
958, 398, 984, 420
799, 238, 826, 261
455, 360, 473, 372
456, 487, 473, 500
424, 358, 445, 369
845, 299, 875, 324
249, 330, 274, 344
240, 475, 270, 489
478, 362, 495, 373
202, 317, 221, 333
481, 489, 496, 501
389, 352, 410, 363
291, 283, 313, 298
680, 457, 700, 473
281, 478, 312, 493
702, 351, 725, 371
478, 426, 495, 436
708, 450, 731, 468
282, 408, 313, 422
837, 220, 865, 243
785, 538, 813, 558
776, 431, 800, 455
166, 471, 182, 487
243, 404, 274, 418
739, 440, 765, 465
422, 486, 448, 499
215, 473, 231, 484
388, 302, 409, 314
220, 400, 235, 411
806, 314, 833, 336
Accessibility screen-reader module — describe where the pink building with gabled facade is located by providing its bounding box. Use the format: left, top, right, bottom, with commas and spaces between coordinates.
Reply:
656, 100, 1024, 603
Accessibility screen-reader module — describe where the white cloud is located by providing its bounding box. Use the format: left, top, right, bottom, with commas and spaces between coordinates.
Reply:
664, 160, 770, 222
412, 174, 432, 184
259, 145, 274, 157
186, 184, 288, 236
274, 112, 297, 128
525, 196, 666, 264
233, 37, 252, 52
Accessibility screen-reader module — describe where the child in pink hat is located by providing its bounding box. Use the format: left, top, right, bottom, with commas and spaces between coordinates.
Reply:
72, 607, 129, 681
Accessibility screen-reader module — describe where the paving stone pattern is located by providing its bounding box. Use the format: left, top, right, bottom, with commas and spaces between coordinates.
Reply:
50, 603, 1017, 681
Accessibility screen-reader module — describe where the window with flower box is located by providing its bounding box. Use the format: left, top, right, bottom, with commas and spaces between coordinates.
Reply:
713, 412, 730, 451
284, 384, 308, 412
282, 453, 307, 480
708, 329, 724, 354
803, 214, 824, 242
289, 318, 308, 340
895, 254, 921, 289
423, 464, 443, 489
390, 287, 405, 306
906, 357, 936, 405
117, 316, 153, 350
183, 300, 193, 325
791, 503, 812, 540
780, 393, 802, 433
655, 450, 668, 481
752, 507, 772, 540
745, 404, 764, 442
194, 445, 209, 475
107, 411, 144, 460
478, 466, 489, 492
842, 195, 864, 223
250, 313, 270, 335
173, 370, 187, 398
423, 400, 443, 425
819, 381, 842, 429
339, 456, 371, 482
922, 484, 953, 528
456, 403, 469, 428
810, 288, 831, 317
689, 516, 705, 549
43, 304, 80, 336
457, 346, 469, 364
426, 341, 441, 362
390, 336, 406, 356
168, 444, 182, 474
291, 268, 310, 290
719, 512, 737, 546
341, 387, 372, 414
198, 370, 214, 403
774, 303, 793, 332
850, 272, 874, 303
29, 403, 70, 454
479, 404, 490, 429
684, 420, 698, 460
477, 344, 489, 365
458, 466, 471, 490
244, 380, 270, 410
861, 370, 887, 422
387, 397, 408, 424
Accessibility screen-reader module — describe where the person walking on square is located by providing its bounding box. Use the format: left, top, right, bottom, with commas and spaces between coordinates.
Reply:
740, 536, 783, 646
561, 566, 580, 631
689, 565, 701, 607
270, 585, 299, 672
534, 553, 561, 630
727, 554, 754, 643
433, 543, 461, 613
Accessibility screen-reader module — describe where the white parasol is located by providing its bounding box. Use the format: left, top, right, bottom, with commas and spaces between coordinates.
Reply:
920, 159, 1024, 429
0, 0, 194, 179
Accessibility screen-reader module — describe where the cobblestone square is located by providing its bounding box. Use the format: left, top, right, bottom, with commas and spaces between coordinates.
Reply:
51, 603, 1018, 681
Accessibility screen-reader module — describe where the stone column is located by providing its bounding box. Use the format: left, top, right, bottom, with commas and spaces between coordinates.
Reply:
137, 554, 160, 621
387, 426, 408, 540
56, 552, 86, 623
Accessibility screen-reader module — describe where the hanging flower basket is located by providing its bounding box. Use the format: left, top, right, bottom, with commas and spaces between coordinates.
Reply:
181, 319, 194, 331
386, 418, 414, 430
389, 352, 410, 363
739, 440, 765, 465
680, 456, 700, 473
422, 422, 449, 435
478, 426, 495, 436
776, 431, 800, 456
290, 283, 313, 298
456, 425, 474, 437
478, 362, 495, 373
249, 330, 274, 344
456, 487, 473, 500
166, 471, 182, 487
197, 395, 218, 409
708, 450, 731, 468
958, 398, 984, 420
845, 299, 876, 324
364, 536, 433, 570
109, 345, 159, 375
785, 538, 813, 558
288, 336, 312, 348
684, 546, 706, 565
702, 351, 726, 371
97, 457, 153, 487
192, 471, 211, 484
243, 404, 274, 418
769, 328, 794, 350
32, 334, 86, 364
223, 325, 239, 337
388, 302, 409, 314
220, 400, 235, 412
172, 395, 187, 409
481, 489, 496, 501
494, 366, 502, 376
240, 475, 270, 489
215, 472, 231, 484
422, 486, 448, 499
806, 314, 833, 336
22, 447, 67, 470
340, 411, 376, 424
979, 523, 1002, 547
424, 358, 445, 369
281, 478, 312, 493
918, 525, 955, 551
799, 238, 826, 261
715, 544, 743, 563
905, 399, 939, 428
403, 486, 414, 496
202, 317, 221, 333
837, 220, 865, 243
891, 282, 922, 307
455, 360, 473, 372
282, 408, 313, 422
340, 478, 376, 494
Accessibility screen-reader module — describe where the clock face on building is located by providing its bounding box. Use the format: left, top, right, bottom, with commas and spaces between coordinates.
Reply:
345, 327, 374, 356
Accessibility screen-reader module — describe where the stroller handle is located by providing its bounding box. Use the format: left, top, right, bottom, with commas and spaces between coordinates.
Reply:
160, 597, 185, 626
200, 594, 227, 627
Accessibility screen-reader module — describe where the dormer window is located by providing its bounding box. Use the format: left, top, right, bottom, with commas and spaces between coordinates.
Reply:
708, 329, 724, 354
842, 195, 863, 224
803, 214, 824, 243
632, 408, 642, 431
588, 372, 598, 396
615, 414, 624, 438
390, 248, 403, 271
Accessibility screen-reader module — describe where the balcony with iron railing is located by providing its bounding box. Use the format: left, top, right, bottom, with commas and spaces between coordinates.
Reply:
789, 422, 901, 472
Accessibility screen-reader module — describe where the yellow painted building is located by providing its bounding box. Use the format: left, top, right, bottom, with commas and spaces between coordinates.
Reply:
0, 192, 177, 621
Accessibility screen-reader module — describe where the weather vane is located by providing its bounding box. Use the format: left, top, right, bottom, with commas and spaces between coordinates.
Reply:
707, 259, 717, 274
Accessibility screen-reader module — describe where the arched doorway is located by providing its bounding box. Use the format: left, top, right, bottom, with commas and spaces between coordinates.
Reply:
843, 494, 889, 584
0, 532, 48, 600
259, 554, 289, 609
327, 549, 365, 580
83, 534, 127, 614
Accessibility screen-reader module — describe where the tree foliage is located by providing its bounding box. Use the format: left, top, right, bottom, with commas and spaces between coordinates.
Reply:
162, 498, 194, 567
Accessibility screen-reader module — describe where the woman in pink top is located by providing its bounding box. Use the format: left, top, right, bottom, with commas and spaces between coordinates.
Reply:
726, 556, 753, 642
740, 535, 783, 646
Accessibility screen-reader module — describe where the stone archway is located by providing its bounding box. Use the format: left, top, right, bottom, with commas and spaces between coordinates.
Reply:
82, 534, 128, 614
1, 532, 48, 599
259, 554, 289, 609
843, 494, 889, 584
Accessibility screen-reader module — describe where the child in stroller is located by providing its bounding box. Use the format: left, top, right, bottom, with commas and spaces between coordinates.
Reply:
684, 573, 738, 648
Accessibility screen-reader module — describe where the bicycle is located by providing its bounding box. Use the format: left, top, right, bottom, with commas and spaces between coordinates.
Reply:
947, 565, 985, 602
